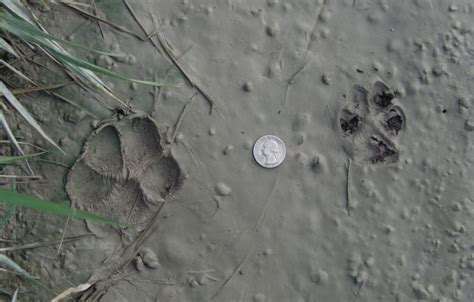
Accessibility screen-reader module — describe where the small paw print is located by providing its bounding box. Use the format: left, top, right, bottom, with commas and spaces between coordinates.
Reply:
338, 81, 405, 164
66, 115, 184, 236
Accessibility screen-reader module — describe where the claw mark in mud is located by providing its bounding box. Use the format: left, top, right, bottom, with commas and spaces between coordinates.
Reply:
66, 115, 184, 237
337, 81, 405, 165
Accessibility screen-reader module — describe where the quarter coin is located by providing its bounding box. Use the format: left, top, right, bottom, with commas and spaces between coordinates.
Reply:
253, 135, 286, 168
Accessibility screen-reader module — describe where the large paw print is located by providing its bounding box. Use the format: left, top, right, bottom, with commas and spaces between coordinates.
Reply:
337, 81, 406, 164
66, 115, 184, 237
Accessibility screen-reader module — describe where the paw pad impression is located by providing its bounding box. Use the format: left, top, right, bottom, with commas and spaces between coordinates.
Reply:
338, 81, 405, 165
66, 115, 184, 237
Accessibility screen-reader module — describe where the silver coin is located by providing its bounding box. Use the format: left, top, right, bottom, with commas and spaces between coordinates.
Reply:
253, 135, 286, 168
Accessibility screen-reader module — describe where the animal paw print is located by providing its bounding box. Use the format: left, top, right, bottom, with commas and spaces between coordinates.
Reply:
337, 81, 405, 164
66, 115, 184, 237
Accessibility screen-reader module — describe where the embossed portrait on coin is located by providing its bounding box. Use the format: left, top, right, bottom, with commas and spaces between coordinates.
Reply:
261, 139, 279, 165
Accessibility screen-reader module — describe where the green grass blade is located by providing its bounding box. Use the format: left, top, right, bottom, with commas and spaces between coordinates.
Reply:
0, 151, 46, 165
0, 254, 36, 280
0, 181, 15, 233
0, 81, 64, 154
0, 109, 34, 176
0, 12, 127, 58
0, 13, 177, 87
0, 37, 19, 58
0, 0, 34, 24
0, 181, 16, 231
34, 38, 177, 87
0, 253, 47, 290
0, 188, 129, 227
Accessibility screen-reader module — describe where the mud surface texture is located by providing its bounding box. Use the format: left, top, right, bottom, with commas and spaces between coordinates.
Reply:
2, 0, 474, 301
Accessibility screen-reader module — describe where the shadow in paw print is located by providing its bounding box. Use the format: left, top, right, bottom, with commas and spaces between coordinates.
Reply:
337, 81, 405, 165
66, 115, 184, 237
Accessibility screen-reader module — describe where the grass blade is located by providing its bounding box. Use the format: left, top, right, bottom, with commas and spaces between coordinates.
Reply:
0, 81, 64, 153
0, 12, 177, 88
0, 12, 127, 58
11, 287, 18, 302
0, 151, 46, 165
0, 109, 34, 175
21, 32, 177, 87
0, 37, 19, 58
0, 59, 35, 85
1, 1, 175, 108
0, 254, 36, 280
0, 188, 129, 227
0, 181, 16, 231
0, 253, 48, 291
10, 82, 73, 95
0, 0, 34, 24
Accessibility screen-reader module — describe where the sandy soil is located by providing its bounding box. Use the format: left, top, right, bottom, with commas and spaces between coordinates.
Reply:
2, 0, 474, 301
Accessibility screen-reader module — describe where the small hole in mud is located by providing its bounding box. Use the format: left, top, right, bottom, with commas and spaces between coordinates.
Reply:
373, 91, 395, 109
340, 114, 361, 135
442, 109, 447, 113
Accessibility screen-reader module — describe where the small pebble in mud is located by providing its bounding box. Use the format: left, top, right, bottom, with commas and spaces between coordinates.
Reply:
253, 293, 266, 302
65, 110, 86, 124
209, 128, 216, 136
243, 81, 254, 92
188, 277, 199, 288
265, 23, 279, 37
141, 248, 160, 269
215, 182, 232, 196
386, 39, 403, 53
95, 54, 113, 69
365, 257, 376, 267
449, 4, 458, 12
59, 136, 71, 147
110, 42, 120, 52
310, 269, 329, 285
411, 281, 430, 300
205, 6, 213, 15
267, 0, 279, 7
465, 120, 474, 131
367, 11, 383, 23
128, 55, 137, 64
91, 120, 99, 128
319, 9, 331, 23
223, 144, 234, 155
135, 256, 145, 271
175, 133, 184, 143
319, 27, 330, 39
163, 90, 173, 100
322, 73, 332, 85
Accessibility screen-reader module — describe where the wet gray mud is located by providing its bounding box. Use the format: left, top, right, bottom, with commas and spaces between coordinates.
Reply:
3, 0, 474, 301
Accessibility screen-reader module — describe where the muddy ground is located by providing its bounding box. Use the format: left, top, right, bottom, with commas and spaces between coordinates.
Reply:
2, 0, 474, 301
